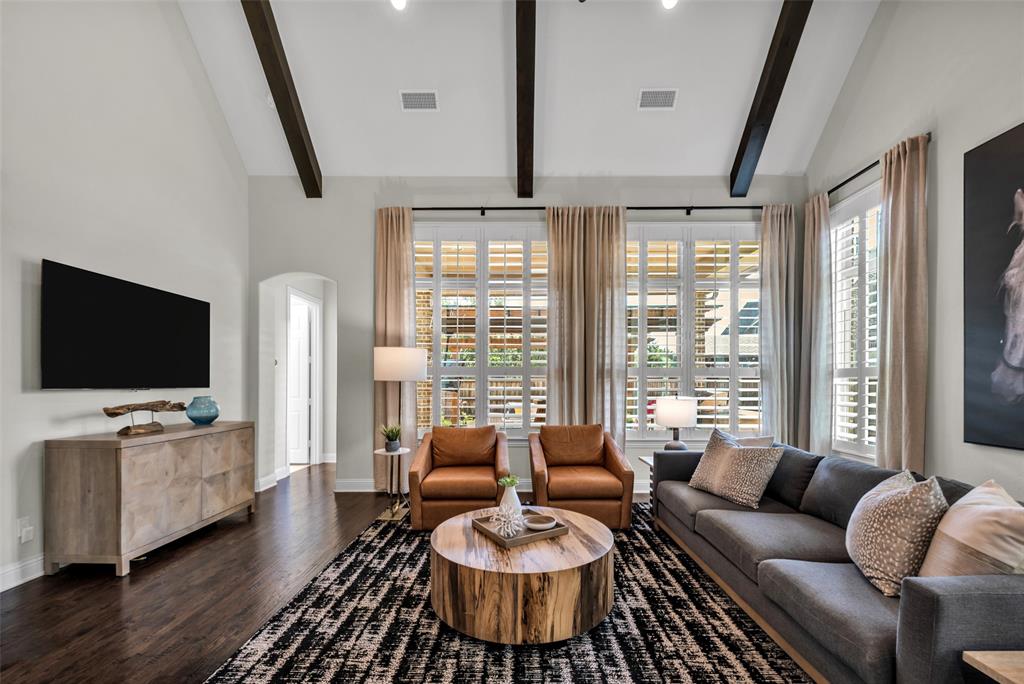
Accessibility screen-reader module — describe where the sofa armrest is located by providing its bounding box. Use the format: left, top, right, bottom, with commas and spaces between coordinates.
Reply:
495, 431, 510, 481
529, 433, 548, 506
651, 450, 703, 516
897, 574, 1024, 683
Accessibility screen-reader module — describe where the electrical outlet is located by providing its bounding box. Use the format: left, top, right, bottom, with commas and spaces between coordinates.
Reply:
16, 517, 34, 544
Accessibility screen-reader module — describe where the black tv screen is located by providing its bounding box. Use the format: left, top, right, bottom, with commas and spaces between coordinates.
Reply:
41, 260, 210, 389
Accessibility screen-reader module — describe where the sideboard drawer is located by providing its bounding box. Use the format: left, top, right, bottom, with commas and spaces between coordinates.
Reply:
202, 428, 255, 518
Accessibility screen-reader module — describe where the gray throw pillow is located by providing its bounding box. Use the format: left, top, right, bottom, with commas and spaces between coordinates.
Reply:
690, 429, 783, 508
845, 471, 948, 596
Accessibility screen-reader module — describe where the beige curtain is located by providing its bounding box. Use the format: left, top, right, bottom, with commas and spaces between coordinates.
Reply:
373, 207, 415, 492
797, 193, 833, 455
547, 206, 627, 447
760, 204, 799, 444
878, 135, 929, 471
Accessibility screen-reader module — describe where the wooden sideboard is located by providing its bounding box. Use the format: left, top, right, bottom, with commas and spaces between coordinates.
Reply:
44, 421, 255, 576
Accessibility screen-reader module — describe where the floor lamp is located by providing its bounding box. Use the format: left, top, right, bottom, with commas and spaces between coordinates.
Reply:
373, 346, 427, 520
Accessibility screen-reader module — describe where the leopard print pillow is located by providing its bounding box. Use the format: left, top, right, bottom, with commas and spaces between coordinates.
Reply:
846, 471, 948, 596
690, 429, 783, 508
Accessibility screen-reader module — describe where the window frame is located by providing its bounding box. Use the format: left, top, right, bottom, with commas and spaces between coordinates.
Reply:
414, 221, 547, 438
627, 221, 762, 442
828, 183, 881, 460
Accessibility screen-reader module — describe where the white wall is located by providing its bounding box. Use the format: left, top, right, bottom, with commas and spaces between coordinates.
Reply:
1, 1, 249, 588
249, 174, 807, 492
806, 1, 1024, 497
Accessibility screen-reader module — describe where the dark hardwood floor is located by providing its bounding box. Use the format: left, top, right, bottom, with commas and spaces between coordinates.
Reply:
1, 464, 389, 683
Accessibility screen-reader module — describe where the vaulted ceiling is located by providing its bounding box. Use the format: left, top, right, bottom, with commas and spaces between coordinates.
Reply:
180, 0, 878, 179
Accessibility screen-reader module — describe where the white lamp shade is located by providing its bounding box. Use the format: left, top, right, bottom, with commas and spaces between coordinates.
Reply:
373, 347, 427, 382
655, 397, 698, 429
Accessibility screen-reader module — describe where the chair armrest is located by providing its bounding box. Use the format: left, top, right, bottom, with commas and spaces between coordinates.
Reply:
603, 432, 634, 528
603, 432, 633, 485
409, 433, 433, 495
529, 433, 548, 506
897, 574, 1024, 683
495, 432, 510, 480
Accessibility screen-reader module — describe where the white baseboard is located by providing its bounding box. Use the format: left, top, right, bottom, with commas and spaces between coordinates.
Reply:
256, 472, 278, 492
334, 479, 380, 493
321, 452, 336, 463
275, 466, 291, 481
2, 554, 45, 592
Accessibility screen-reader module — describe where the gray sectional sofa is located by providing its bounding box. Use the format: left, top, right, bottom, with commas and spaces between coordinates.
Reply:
652, 445, 1024, 683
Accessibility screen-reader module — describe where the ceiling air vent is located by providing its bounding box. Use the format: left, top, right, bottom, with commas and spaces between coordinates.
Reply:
637, 88, 677, 111
400, 90, 439, 112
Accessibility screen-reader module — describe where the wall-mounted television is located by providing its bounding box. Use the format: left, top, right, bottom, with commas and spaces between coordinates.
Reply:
41, 260, 210, 389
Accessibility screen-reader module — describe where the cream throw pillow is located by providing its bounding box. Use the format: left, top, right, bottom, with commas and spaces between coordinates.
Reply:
689, 429, 782, 508
846, 471, 948, 596
919, 480, 1024, 577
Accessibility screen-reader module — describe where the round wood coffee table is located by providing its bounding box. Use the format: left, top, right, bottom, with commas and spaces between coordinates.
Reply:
429, 506, 615, 645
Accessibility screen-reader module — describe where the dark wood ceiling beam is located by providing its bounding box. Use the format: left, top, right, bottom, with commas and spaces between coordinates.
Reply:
728, 0, 813, 198
241, 0, 322, 199
516, 0, 536, 199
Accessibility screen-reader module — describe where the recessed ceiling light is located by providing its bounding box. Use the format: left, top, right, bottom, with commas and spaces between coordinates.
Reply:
391, 0, 407, 10
662, 0, 679, 8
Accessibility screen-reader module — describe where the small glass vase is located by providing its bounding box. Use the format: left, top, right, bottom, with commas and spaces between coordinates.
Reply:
186, 395, 220, 425
499, 484, 523, 518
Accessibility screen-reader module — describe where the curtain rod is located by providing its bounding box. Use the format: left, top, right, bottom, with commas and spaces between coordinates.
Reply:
827, 132, 932, 197
411, 205, 764, 216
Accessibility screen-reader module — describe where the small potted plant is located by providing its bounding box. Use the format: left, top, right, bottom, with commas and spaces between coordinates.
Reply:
379, 424, 402, 453
497, 474, 522, 518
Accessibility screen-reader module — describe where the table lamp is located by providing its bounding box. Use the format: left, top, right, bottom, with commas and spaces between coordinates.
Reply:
654, 396, 698, 450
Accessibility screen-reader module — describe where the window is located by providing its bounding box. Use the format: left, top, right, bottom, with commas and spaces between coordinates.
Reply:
414, 223, 547, 437
627, 223, 761, 440
829, 185, 881, 457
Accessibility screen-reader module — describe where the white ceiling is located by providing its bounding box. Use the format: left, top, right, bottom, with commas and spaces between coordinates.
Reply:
180, 0, 878, 178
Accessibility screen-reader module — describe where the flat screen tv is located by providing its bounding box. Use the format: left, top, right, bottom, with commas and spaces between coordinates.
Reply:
41, 260, 210, 389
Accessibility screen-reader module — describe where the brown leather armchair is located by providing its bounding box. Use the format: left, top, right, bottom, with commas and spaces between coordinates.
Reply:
529, 424, 633, 529
408, 425, 509, 530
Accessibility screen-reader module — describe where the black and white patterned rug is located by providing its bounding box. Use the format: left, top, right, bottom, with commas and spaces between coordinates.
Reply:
208, 505, 809, 683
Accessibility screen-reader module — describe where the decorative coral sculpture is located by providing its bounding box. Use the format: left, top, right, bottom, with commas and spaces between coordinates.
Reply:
492, 506, 525, 538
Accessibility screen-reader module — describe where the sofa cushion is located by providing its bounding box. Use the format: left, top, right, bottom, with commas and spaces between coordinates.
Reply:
800, 456, 901, 528
547, 466, 622, 499
431, 426, 497, 467
935, 476, 974, 506
657, 481, 795, 531
759, 560, 899, 683
695, 510, 850, 582
420, 466, 497, 499
765, 444, 824, 509
539, 424, 605, 466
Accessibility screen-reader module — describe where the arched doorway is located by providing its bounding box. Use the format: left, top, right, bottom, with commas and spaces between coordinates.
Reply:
256, 272, 338, 489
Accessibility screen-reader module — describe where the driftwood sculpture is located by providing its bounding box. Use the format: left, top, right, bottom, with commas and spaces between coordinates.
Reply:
103, 400, 186, 436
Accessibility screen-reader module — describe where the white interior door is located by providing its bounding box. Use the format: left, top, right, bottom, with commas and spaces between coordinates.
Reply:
287, 295, 312, 465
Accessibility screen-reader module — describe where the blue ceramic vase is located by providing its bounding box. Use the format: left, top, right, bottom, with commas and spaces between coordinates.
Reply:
186, 395, 220, 425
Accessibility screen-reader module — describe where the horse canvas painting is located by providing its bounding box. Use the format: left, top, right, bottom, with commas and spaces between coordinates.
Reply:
964, 121, 1024, 450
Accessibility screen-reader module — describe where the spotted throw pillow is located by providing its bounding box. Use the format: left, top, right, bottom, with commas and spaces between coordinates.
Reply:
690, 429, 783, 509
846, 471, 948, 596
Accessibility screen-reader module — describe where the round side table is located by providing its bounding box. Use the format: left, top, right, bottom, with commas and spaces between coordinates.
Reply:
374, 447, 411, 521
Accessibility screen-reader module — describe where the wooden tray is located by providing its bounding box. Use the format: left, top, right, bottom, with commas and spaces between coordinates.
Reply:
472, 508, 569, 548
